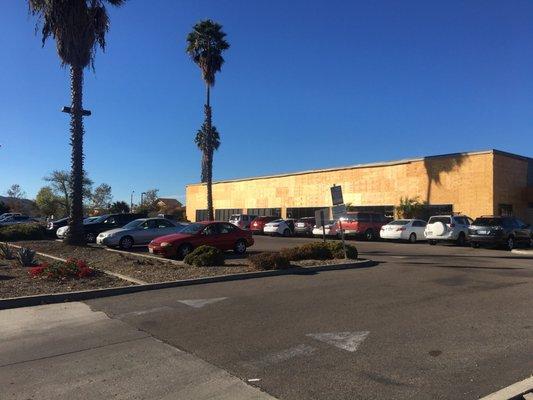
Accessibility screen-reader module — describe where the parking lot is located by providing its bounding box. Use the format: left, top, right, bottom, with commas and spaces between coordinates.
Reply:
82, 235, 533, 400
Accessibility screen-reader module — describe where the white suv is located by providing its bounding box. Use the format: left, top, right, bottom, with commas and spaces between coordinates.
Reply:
424, 215, 473, 246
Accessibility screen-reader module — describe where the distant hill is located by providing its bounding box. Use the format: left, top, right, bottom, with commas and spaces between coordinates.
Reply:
0, 196, 38, 216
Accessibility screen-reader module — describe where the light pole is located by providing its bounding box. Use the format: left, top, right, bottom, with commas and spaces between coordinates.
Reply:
130, 190, 135, 212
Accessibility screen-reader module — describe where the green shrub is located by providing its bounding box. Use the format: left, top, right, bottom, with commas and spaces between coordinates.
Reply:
249, 252, 291, 270
0, 224, 47, 242
184, 245, 225, 267
326, 242, 358, 260
281, 242, 334, 261
0, 242, 15, 260
16, 247, 38, 267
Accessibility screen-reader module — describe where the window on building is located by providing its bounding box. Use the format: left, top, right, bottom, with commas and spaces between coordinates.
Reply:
499, 204, 513, 217
215, 209, 242, 221
196, 209, 209, 222
286, 207, 327, 219
347, 205, 395, 219
247, 208, 282, 217
419, 204, 453, 221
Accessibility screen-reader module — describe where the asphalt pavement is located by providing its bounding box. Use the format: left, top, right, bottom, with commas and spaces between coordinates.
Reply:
3, 235, 532, 399
89, 236, 532, 399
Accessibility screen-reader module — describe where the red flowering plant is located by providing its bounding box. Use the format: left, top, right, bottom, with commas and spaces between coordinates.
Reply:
28, 258, 96, 280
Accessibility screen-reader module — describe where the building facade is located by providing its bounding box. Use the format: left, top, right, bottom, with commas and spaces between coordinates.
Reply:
186, 150, 533, 223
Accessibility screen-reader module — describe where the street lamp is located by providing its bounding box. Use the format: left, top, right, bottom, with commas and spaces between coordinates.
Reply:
130, 190, 135, 212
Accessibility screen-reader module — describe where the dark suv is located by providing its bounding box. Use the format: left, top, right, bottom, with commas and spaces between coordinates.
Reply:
294, 217, 316, 236
468, 216, 532, 250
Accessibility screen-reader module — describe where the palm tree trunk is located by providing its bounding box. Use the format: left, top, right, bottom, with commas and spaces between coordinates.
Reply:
205, 84, 214, 221
65, 64, 86, 245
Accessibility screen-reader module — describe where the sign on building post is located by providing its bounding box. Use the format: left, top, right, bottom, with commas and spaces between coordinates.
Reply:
330, 185, 347, 259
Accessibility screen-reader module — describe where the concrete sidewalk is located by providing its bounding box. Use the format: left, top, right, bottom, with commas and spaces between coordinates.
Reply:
0, 302, 276, 400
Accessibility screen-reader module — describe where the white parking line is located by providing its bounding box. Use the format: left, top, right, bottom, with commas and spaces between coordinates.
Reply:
243, 344, 316, 369
118, 306, 173, 317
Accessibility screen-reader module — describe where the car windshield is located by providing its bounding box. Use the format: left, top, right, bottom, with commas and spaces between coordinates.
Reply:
180, 223, 205, 234
122, 220, 144, 229
473, 218, 502, 226
388, 220, 409, 225
229, 215, 240, 220
86, 215, 108, 224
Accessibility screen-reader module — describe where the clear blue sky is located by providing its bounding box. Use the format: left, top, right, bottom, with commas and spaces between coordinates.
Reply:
1, 0, 532, 204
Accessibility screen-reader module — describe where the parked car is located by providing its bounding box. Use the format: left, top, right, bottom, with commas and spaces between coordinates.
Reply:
47, 217, 69, 237
229, 214, 258, 229
468, 216, 532, 250
263, 219, 296, 236
250, 216, 278, 234
96, 218, 187, 250
424, 214, 472, 246
337, 212, 388, 240
84, 216, 100, 223
148, 221, 254, 259
56, 213, 147, 242
0, 212, 22, 221
0, 215, 33, 226
312, 220, 339, 237
294, 217, 316, 236
379, 219, 427, 243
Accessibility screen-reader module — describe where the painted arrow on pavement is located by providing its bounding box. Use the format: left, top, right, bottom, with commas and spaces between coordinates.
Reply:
306, 331, 370, 352
177, 297, 228, 309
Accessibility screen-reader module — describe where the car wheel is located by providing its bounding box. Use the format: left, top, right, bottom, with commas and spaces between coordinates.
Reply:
471, 242, 480, 248
86, 233, 96, 243
178, 244, 193, 259
456, 233, 466, 246
429, 240, 437, 245
283, 229, 291, 237
234, 239, 247, 254
119, 236, 134, 250
506, 236, 514, 251
408, 233, 417, 243
529, 237, 533, 248
364, 229, 375, 241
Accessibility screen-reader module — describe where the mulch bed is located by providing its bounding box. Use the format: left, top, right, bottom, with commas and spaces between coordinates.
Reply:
1, 240, 360, 300
0, 259, 130, 299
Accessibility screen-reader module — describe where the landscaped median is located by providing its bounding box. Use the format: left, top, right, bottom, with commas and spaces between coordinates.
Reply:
0, 239, 374, 309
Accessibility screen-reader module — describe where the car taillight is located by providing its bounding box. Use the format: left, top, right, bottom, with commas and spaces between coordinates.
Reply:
449, 224, 455, 228
396, 227, 406, 231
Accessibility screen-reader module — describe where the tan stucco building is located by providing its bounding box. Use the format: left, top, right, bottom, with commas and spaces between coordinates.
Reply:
186, 149, 533, 223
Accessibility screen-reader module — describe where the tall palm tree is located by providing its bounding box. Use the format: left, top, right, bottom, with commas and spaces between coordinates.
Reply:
195, 122, 221, 183
29, 0, 124, 245
186, 19, 229, 221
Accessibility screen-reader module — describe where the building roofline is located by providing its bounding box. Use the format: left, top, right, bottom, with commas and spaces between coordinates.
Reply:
186, 149, 531, 187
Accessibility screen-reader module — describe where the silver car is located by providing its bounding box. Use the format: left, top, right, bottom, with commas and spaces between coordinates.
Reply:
96, 218, 187, 250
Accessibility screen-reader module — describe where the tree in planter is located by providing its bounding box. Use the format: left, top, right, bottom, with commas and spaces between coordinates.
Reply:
44, 170, 93, 217
29, 0, 125, 244
91, 183, 113, 211
395, 197, 425, 219
186, 20, 229, 221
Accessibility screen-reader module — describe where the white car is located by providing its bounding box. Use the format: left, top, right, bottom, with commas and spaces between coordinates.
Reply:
263, 219, 295, 236
424, 215, 472, 246
56, 225, 69, 239
380, 219, 427, 243
312, 220, 339, 237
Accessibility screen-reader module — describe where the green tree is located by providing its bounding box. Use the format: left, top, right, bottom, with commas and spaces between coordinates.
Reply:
35, 186, 61, 217
44, 170, 93, 216
109, 201, 130, 214
395, 197, 425, 219
186, 19, 229, 221
29, 0, 125, 245
136, 189, 159, 214
91, 183, 112, 210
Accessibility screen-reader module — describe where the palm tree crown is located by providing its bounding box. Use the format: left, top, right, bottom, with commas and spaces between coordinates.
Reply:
29, 0, 124, 68
186, 19, 230, 87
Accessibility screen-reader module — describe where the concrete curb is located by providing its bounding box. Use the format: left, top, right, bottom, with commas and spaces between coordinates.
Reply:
511, 249, 533, 256
478, 375, 533, 400
0, 259, 376, 310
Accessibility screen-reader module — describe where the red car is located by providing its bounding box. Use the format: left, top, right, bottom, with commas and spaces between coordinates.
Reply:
337, 212, 388, 240
148, 221, 254, 259
250, 216, 278, 234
